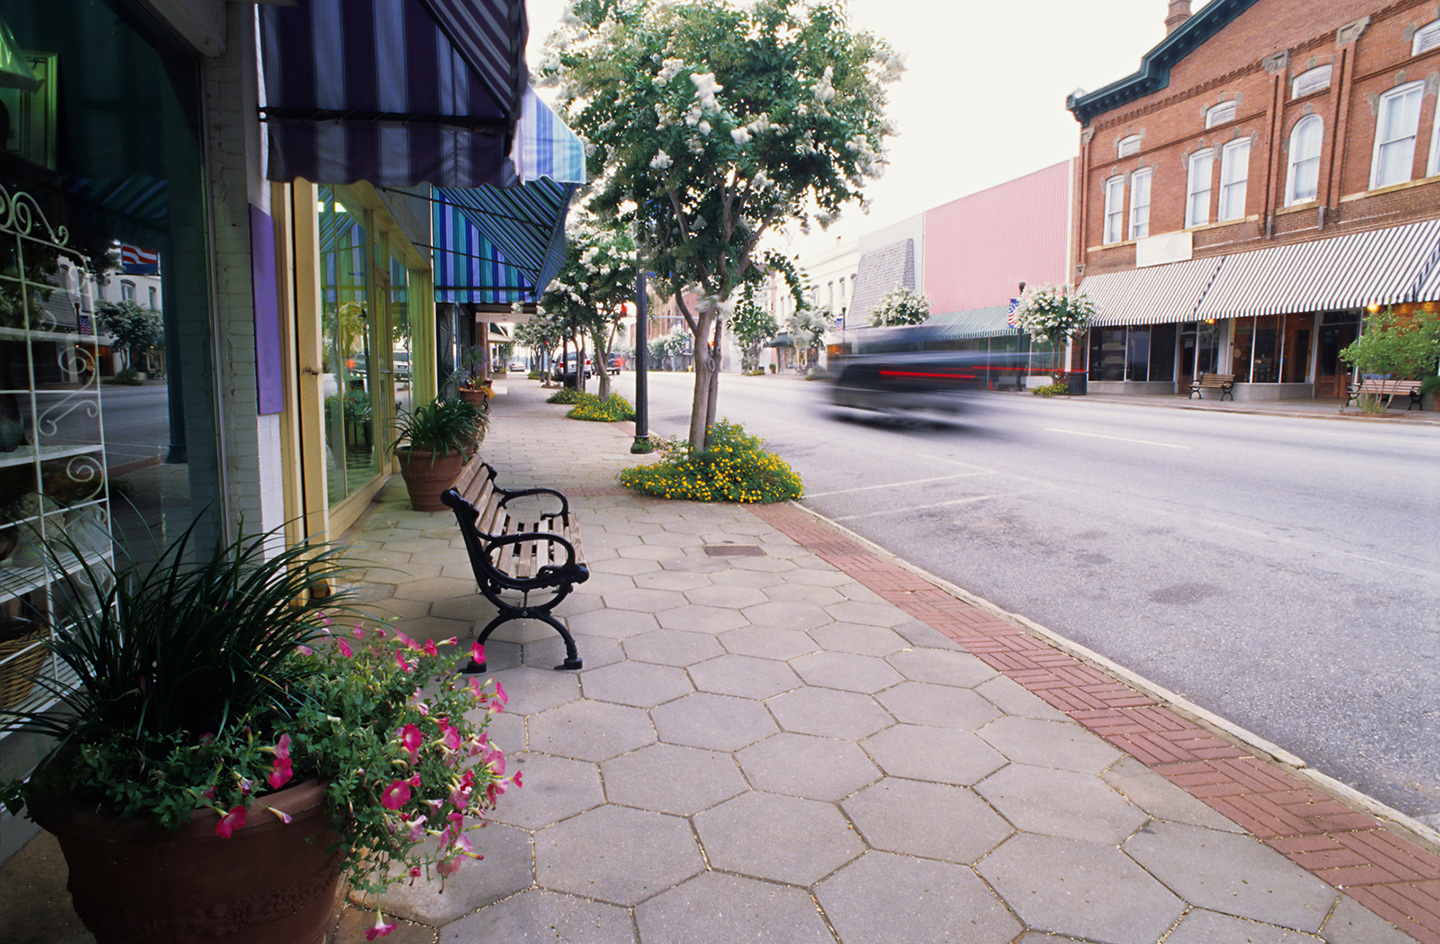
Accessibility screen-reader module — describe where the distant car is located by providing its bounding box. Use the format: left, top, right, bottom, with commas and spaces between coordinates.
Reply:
551, 355, 592, 382
508, 359, 526, 372
606, 354, 622, 375
392, 350, 411, 384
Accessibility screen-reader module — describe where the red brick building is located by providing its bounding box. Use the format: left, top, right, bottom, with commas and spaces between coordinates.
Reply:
1070, 0, 1440, 399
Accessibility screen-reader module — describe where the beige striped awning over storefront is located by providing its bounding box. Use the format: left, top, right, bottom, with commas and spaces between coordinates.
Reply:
1079, 220, 1440, 326
1194, 219, 1440, 319
1081, 256, 1224, 326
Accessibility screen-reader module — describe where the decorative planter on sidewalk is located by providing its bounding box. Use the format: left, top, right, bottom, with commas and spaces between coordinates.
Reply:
34, 778, 342, 944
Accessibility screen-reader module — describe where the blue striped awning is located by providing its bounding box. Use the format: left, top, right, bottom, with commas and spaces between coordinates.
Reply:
432, 90, 585, 305
258, 0, 527, 189
927, 305, 1022, 339
1194, 220, 1440, 318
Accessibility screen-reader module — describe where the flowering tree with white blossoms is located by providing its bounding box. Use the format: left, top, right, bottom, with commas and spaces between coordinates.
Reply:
541, 0, 901, 448
1011, 283, 1096, 374
869, 285, 929, 327
540, 219, 638, 398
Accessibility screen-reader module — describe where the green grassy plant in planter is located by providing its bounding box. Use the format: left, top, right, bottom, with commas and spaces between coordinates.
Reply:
391, 397, 487, 511
0, 520, 516, 942
618, 419, 803, 503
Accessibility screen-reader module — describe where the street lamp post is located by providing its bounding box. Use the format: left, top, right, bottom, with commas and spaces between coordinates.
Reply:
631, 268, 651, 453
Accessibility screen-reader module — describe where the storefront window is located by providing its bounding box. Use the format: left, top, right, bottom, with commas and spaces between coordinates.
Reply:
1232, 318, 1255, 381
0, 0, 219, 550
1150, 323, 1177, 383
318, 188, 378, 505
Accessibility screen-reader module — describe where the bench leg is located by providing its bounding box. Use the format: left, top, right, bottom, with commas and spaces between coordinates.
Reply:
461, 609, 584, 674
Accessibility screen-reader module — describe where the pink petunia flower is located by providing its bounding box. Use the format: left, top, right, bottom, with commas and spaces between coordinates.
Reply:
395, 650, 413, 673
492, 681, 508, 711
215, 805, 246, 838
470, 641, 485, 664
399, 723, 424, 761
422, 639, 439, 657
272, 734, 292, 761
265, 806, 293, 824
268, 757, 293, 790
295, 645, 313, 656
352, 624, 366, 640
435, 856, 462, 877
380, 780, 412, 810
337, 638, 353, 658
435, 718, 462, 752
364, 913, 397, 940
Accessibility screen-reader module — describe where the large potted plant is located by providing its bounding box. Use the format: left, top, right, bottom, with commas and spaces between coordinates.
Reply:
391, 397, 485, 511
0, 521, 515, 943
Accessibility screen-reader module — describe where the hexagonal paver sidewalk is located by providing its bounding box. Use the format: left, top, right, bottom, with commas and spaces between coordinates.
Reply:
185, 379, 1439, 944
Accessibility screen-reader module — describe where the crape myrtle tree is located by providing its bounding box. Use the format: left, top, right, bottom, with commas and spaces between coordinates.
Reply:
869, 285, 929, 326
513, 306, 570, 385
542, 0, 900, 448
730, 283, 779, 373
786, 303, 830, 370
539, 218, 638, 399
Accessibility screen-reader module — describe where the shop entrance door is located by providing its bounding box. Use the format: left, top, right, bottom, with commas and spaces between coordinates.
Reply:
1315, 316, 1359, 399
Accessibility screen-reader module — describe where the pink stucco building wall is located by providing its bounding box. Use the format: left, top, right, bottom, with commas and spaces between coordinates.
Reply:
922, 159, 1074, 314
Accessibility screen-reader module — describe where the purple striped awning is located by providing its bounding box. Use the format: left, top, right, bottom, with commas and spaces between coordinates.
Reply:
258, 0, 527, 189
1194, 220, 1440, 318
1080, 256, 1225, 326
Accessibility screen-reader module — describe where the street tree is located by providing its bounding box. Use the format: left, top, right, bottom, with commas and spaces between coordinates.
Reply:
514, 307, 570, 385
1011, 283, 1096, 375
540, 219, 638, 398
542, 0, 901, 448
869, 285, 929, 326
730, 284, 779, 373
95, 300, 163, 372
786, 303, 830, 371
1340, 306, 1440, 411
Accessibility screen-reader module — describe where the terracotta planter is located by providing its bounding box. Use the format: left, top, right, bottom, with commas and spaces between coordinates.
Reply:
458, 387, 490, 410
396, 446, 467, 511
34, 779, 342, 944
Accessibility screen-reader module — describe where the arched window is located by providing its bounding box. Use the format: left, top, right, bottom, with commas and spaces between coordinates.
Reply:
1413, 19, 1440, 56
1371, 81, 1424, 189
1205, 101, 1236, 128
1117, 134, 1141, 158
121, 280, 136, 302
1286, 115, 1323, 205
1291, 65, 1332, 98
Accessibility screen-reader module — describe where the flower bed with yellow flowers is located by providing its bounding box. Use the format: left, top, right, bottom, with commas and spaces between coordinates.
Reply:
618, 420, 803, 503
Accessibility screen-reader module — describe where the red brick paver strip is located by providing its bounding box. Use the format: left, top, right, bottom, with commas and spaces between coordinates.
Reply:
748, 501, 1440, 944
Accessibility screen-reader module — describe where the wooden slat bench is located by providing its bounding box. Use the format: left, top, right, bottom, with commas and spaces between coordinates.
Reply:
1343, 378, 1424, 411
441, 457, 587, 674
1189, 372, 1235, 401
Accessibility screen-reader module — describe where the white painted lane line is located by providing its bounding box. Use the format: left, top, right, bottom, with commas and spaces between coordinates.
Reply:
831, 490, 1043, 522
1046, 427, 1190, 450
807, 471, 994, 499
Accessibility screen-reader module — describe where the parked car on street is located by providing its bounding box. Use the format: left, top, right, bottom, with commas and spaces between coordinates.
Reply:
551, 355, 593, 383
508, 359, 526, 372
606, 354, 622, 375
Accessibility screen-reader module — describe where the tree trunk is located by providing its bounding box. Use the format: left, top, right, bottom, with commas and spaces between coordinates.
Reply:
592, 327, 612, 399
688, 306, 717, 450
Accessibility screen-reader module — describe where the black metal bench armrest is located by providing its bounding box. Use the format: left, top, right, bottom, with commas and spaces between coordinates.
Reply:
481, 531, 589, 592
495, 485, 571, 518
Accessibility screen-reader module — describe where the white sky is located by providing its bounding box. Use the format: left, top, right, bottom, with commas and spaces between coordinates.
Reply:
525, 0, 1213, 257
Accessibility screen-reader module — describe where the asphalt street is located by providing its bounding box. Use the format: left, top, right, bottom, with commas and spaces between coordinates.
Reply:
607, 369, 1440, 829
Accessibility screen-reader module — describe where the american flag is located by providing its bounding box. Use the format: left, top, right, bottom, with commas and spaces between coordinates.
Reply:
120, 244, 160, 275
1006, 298, 1019, 327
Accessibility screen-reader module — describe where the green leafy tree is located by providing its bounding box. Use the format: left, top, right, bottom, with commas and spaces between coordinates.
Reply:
869, 285, 929, 326
542, 0, 901, 447
95, 300, 163, 371
540, 219, 638, 398
730, 287, 779, 373
1340, 307, 1440, 411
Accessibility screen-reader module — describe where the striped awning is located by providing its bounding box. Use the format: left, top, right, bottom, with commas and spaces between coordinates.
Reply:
432, 90, 586, 305
927, 305, 1021, 339
1194, 220, 1440, 319
258, 0, 527, 189
1081, 256, 1225, 326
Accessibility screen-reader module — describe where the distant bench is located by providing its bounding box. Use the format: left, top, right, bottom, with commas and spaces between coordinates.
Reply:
1344, 378, 1424, 411
441, 457, 587, 674
1189, 372, 1235, 401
